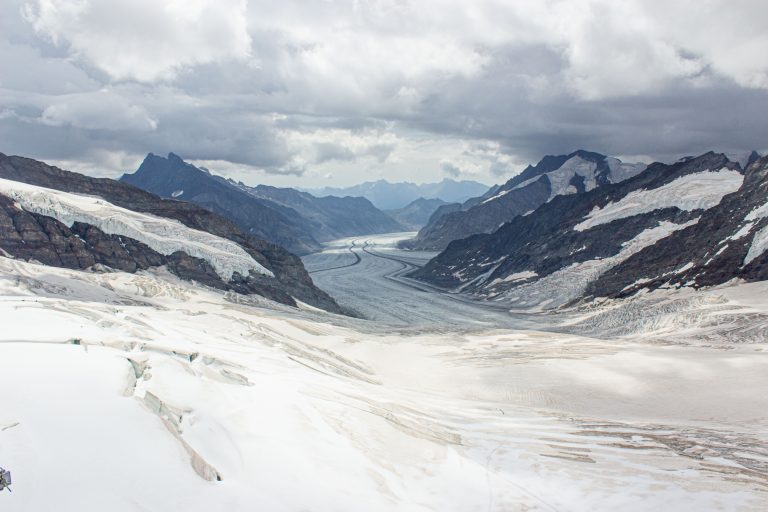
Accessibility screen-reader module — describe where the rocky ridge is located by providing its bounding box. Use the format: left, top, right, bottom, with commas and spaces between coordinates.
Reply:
401, 150, 646, 251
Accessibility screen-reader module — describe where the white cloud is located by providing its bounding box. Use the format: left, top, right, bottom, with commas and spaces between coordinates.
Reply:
40, 90, 157, 131
23, 0, 252, 82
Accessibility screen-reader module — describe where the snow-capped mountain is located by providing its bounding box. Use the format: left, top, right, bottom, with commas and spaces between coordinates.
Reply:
411, 151, 767, 310
401, 150, 646, 251
0, 152, 345, 314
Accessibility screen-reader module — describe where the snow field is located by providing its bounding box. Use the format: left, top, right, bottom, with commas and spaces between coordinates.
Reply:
574, 168, 743, 232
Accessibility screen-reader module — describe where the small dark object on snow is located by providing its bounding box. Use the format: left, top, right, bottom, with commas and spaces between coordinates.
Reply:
0, 468, 11, 492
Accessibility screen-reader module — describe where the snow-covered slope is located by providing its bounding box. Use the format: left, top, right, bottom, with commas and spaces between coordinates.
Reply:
485, 154, 646, 204
0, 178, 272, 280
575, 168, 743, 231
1, 254, 768, 510
121, 153, 324, 255
501, 219, 699, 310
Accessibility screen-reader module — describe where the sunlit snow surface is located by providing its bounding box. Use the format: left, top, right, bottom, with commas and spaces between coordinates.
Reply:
1, 234, 767, 510
0, 178, 272, 279
574, 168, 743, 232
743, 200, 768, 265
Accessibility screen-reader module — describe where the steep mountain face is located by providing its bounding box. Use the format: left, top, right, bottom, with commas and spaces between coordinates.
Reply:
0, 153, 346, 314
385, 197, 448, 231
234, 183, 404, 240
121, 153, 323, 255
412, 152, 756, 310
588, 154, 768, 300
401, 150, 646, 251
305, 178, 490, 210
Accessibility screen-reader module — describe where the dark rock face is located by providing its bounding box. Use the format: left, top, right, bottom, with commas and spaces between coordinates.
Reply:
401, 150, 645, 251
412, 152, 749, 306
0, 153, 346, 314
588, 155, 768, 299
385, 197, 448, 231
121, 153, 323, 255
239, 183, 404, 240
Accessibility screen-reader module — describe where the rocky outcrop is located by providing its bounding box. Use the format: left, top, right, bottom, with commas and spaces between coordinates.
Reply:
0, 153, 346, 314
401, 150, 646, 251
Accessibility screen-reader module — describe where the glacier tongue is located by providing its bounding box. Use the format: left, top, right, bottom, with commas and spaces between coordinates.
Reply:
0, 178, 273, 280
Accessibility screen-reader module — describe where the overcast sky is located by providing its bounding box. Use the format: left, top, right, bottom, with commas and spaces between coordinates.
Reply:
1, 0, 767, 187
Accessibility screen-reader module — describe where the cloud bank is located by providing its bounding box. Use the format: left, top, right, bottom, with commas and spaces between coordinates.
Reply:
0, 0, 766, 186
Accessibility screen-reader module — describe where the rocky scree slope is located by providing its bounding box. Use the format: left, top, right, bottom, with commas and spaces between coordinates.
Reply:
401, 150, 646, 251
0, 153, 345, 314
411, 152, 756, 310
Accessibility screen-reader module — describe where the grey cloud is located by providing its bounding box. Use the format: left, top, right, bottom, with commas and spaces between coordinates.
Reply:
365, 143, 396, 163
1, 0, 767, 185
441, 161, 461, 178
315, 143, 355, 163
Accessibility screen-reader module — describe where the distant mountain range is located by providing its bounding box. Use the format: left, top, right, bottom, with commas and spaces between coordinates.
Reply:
0, 152, 345, 314
121, 153, 405, 255
411, 151, 768, 310
384, 198, 448, 231
401, 150, 647, 251
230, 182, 403, 241
304, 179, 490, 210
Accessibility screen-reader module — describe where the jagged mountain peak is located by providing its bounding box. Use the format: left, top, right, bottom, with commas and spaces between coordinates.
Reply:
401, 150, 645, 252
122, 153, 325, 255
